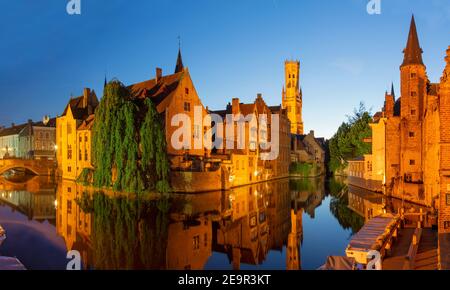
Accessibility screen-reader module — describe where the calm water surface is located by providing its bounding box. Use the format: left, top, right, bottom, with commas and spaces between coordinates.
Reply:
0, 175, 370, 270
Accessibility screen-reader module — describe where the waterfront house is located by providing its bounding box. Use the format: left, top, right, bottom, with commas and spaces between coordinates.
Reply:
345, 16, 450, 252
0, 123, 27, 159
18, 117, 57, 160
56, 88, 99, 180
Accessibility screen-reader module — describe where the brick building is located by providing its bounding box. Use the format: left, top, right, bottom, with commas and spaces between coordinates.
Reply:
348, 16, 450, 217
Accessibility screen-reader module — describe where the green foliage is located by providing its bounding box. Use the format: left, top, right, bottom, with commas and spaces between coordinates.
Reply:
76, 168, 94, 186
92, 80, 170, 194
75, 191, 94, 213
289, 162, 318, 177
328, 102, 372, 175
140, 98, 170, 193
289, 178, 317, 192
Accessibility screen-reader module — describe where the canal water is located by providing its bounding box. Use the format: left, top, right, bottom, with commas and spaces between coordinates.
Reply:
0, 175, 373, 270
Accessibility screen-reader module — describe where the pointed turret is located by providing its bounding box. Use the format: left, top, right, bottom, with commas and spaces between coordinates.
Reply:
390, 83, 395, 98
402, 15, 424, 67
175, 49, 184, 73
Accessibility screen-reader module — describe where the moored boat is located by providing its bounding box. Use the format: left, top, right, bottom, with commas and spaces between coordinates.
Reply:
0, 257, 26, 270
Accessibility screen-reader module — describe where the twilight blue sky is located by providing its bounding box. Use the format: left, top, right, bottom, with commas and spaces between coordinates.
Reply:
0, 0, 449, 138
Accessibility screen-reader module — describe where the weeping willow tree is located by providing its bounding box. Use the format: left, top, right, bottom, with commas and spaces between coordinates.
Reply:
92, 80, 170, 194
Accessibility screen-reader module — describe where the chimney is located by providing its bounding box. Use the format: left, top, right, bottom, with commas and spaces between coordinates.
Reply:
83, 88, 91, 108
232, 98, 240, 115
257, 93, 262, 100
309, 130, 315, 137
156, 68, 162, 82
11, 123, 15, 128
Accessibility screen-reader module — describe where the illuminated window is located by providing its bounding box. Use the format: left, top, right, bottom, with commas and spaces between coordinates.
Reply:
445, 221, 450, 230
193, 235, 200, 250
67, 145, 72, 160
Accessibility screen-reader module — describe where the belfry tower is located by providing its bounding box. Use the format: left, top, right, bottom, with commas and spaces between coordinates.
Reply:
282, 60, 304, 135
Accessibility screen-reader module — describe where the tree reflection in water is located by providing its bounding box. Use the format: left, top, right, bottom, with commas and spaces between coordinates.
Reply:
76, 192, 171, 269
328, 179, 365, 234
1, 175, 371, 270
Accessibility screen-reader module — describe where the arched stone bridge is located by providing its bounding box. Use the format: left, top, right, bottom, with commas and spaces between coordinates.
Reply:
0, 159, 56, 176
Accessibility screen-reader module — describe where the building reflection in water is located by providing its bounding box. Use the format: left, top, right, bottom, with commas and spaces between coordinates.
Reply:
53, 178, 335, 270
0, 176, 56, 222
0, 174, 368, 270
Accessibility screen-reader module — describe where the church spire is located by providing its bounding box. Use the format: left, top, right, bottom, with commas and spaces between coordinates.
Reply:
391, 82, 395, 98
175, 48, 184, 73
175, 37, 184, 73
402, 15, 424, 67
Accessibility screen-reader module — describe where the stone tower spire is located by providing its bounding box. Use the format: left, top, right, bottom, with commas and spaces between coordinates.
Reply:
391, 82, 395, 98
399, 15, 428, 185
402, 15, 424, 67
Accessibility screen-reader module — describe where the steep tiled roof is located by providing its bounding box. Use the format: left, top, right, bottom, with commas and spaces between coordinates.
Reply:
62, 90, 98, 120
0, 123, 27, 137
78, 114, 95, 131
129, 71, 184, 111
428, 83, 440, 96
